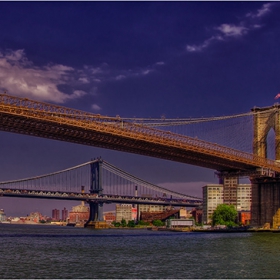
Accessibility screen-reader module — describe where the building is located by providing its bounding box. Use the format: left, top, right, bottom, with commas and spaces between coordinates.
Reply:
202, 179, 251, 224
0, 209, 6, 221
191, 206, 203, 224
238, 211, 251, 225
52, 209, 60, 221
138, 204, 166, 213
141, 209, 180, 223
222, 177, 238, 205
61, 207, 68, 221
68, 202, 89, 224
115, 204, 137, 223
166, 219, 194, 228
103, 211, 116, 224
236, 184, 251, 212
202, 184, 224, 224
28, 212, 42, 223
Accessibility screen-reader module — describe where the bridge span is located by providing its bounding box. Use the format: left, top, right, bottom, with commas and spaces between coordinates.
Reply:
0, 189, 201, 208
0, 94, 279, 175
0, 159, 202, 225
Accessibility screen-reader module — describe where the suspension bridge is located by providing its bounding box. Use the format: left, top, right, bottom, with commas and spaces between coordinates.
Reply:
0, 93, 280, 227
0, 158, 202, 207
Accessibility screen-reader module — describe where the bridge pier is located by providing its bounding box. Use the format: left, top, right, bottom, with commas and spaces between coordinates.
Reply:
85, 201, 108, 228
84, 159, 109, 229
251, 177, 280, 229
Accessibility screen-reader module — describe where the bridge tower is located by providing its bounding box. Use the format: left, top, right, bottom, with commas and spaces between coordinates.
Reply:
251, 104, 280, 228
85, 158, 108, 228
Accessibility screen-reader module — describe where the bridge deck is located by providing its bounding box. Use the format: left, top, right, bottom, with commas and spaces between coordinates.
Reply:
0, 94, 279, 173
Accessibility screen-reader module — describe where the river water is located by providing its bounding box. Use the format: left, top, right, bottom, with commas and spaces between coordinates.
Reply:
1, 224, 280, 279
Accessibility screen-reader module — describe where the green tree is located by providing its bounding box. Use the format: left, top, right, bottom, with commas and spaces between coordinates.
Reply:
127, 220, 136, 227
121, 218, 127, 227
152, 219, 165, 227
212, 204, 238, 227
112, 221, 121, 227
137, 220, 150, 226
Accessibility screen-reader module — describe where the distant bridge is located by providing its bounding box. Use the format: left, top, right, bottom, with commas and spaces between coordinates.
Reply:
0, 159, 202, 208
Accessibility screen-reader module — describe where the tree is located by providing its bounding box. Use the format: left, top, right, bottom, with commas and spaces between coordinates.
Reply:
137, 220, 150, 226
127, 220, 136, 227
121, 218, 127, 227
152, 219, 164, 227
212, 204, 238, 227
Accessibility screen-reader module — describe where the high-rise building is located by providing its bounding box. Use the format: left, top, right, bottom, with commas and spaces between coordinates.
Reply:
52, 209, 60, 221
236, 184, 251, 212
222, 177, 238, 206
202, 179, 251, 224
202, 184, 224, 224
61, 207, 68, 221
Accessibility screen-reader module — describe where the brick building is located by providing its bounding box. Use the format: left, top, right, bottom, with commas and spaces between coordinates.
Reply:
68, 202, 89, 224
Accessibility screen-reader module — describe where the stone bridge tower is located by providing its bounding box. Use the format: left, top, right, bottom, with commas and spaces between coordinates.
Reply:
251, 104, 280, 228
252, 104, 280, 160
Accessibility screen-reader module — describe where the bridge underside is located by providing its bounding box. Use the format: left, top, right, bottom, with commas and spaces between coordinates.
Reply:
251, 177, 280, 228
0, 111, 259, 172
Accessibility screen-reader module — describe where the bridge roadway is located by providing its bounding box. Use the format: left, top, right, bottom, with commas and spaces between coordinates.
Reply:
0, 94, 279, 174
0, 188, 202, 207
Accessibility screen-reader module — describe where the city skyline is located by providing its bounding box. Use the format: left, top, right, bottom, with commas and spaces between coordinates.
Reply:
0, 2, 279, 215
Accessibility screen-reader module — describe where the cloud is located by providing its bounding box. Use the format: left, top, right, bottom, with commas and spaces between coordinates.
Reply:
115, 75, 126, 81
186, 3, 274, 53
0, 49, 89, 103
216, 24, 248, 37
114, 65, 157, 81
246, 3, 273, 19
91, 104, 102, 111
187, 36, 223, 52
0, 48, 164, 109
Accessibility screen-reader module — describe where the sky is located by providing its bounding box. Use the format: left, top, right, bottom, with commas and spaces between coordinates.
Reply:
0, 1, 280, 217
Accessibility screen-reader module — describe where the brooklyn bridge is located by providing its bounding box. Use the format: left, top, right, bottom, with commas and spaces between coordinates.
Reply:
0, 93, 280, 227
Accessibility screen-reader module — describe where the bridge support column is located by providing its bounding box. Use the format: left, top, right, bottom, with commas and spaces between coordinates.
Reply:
85, 159, 108, 229
251, 177, 280, 229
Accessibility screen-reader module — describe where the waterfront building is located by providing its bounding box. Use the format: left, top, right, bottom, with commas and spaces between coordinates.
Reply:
238, 211, 251, 225
179, 208, 187, 218
28, 212, 42, 223
115, 204, 137, 223
52, 208, 60, 221
68, 202, 89, 224
0, 209, 6, 221
61, 207, 68, 221
103, 211, 116, 224
202, 184, 224, 224
138, 204, 166, 213
191, 206, 203, 224
202, 179, 252, 224
141, 208, 180, 223
236, 184, 251, 212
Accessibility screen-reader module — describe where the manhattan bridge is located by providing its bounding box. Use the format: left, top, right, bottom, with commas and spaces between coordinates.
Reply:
0, 93, 280, 227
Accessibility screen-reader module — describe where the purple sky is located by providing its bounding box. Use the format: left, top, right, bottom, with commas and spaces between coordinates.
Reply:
0, 2, 279, 216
